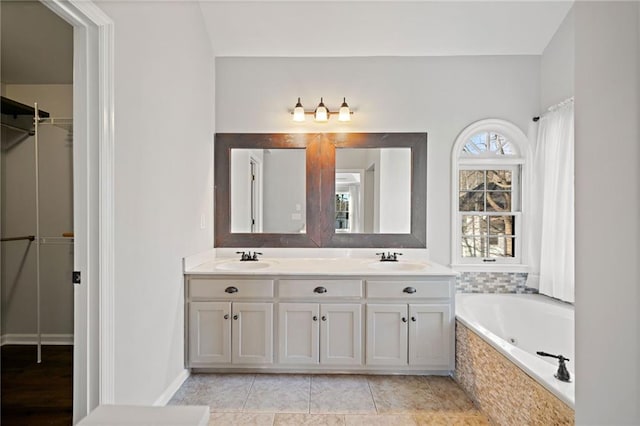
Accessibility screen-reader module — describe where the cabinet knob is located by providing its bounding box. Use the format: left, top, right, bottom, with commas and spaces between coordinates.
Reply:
402, 317, 408, 323
314, 286, 327, 294
321, 316, 327, 321
411, 316, 417, 322
313, 316, 318, 321
403, 287, 417, 294
224, 314, 229, 320
233, 314, 239, 320
225, 286, 239, 294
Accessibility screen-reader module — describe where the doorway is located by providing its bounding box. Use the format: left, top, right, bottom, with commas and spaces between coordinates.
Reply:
1, 2, 74, 424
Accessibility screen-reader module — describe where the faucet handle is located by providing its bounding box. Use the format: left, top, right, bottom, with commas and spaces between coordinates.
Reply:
392, 252, 403, 260
251, 251, 262, 260
376, 252, 387, 260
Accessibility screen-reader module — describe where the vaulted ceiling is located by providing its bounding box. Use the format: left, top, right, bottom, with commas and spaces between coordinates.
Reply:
0, 1, 573, 85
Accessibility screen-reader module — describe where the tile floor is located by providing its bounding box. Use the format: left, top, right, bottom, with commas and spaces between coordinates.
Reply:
169, 374, 490, 425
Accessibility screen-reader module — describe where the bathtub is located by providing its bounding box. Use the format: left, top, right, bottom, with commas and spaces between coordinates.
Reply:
455, 293, 575, 408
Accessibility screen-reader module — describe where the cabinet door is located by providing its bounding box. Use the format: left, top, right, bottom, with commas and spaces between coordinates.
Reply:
232, 302, 273, 364
278, 303, 319, 365
409, 304, 451, 368
189, 301, 231, 365
320, 304, 362, 365
366, 304, 408, 366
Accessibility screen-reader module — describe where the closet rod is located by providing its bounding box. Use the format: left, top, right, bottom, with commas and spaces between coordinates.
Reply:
0, 122, 35, 135
0, 235, 36, 242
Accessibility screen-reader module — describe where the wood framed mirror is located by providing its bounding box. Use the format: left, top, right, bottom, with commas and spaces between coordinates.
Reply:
214, 132, 427, 248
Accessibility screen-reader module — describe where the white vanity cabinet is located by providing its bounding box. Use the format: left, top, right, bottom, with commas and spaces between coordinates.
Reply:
366, 280, 454, 370
185, 270, 455, 373
278, 303, 362, 366
277, 279, 363, 366
187, 278, 274, 368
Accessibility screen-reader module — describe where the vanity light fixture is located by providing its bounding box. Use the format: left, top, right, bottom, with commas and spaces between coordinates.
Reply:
290, 97, 354, 123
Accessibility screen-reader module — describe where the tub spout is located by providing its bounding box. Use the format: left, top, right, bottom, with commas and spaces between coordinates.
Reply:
536, 351, 571, 382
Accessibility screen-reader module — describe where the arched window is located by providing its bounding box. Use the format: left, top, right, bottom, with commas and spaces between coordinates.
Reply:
451, 119, 530, 268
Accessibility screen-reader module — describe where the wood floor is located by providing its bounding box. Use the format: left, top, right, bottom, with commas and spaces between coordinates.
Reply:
1, 345, 73, 426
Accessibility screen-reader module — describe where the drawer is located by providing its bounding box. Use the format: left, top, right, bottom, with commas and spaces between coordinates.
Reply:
189, 278, 274, 299
278, 279, 362, 298
366, 280, 452, 299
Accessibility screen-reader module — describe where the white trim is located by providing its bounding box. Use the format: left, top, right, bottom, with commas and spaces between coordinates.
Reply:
451, 119, 531, 269
1, 334, 74, 346
39, 0, 116, 420
153, 369, 191, 406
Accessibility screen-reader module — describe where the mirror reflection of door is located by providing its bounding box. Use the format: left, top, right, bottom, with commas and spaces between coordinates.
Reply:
230, 148, 306, 233
335, 170, 364, 233
335, 148, 411, 234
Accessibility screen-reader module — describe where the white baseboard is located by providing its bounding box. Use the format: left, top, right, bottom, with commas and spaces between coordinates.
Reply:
1, 333, 74, 346
154, 369, 190, 406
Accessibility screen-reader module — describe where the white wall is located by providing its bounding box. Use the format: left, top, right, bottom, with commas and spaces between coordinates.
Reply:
378, 148, 411, 233
262, 149, 306, 233
95, 1, 215, 405
574, 2, 639, 423
541, 7, 574, 110
1, 85, 74, 341
216, 56, 540, 263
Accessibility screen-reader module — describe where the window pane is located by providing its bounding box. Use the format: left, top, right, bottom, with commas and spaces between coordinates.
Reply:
462, 237, 486, 258
459, 192, 485, 212
462, 132, 488, 155
486, 191, 511, 211
461, 215, 487, 236
489, 216, 515, 236
488, 237, 515, 258
459, 170, 485, 191
489, 133, 516, 155
487, 170, 512, 190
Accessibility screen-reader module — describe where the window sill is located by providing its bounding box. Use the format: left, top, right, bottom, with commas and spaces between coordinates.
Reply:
449, 264, 530, 273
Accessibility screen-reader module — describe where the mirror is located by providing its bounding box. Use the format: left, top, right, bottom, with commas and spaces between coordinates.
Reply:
215, 133, 426, 248
335, 148, 411, 234
230, 148, 306, 234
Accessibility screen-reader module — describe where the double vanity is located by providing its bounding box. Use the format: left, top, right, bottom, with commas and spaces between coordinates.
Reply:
184, 253, 457, 375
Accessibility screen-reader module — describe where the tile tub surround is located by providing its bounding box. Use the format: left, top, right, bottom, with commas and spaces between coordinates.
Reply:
170, 373, 490, 425
456, 272, 537, 294
454, 322, 574, 426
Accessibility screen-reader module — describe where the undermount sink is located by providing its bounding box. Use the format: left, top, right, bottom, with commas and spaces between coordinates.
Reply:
367, 261, 427, 271
215, 261, 274, 271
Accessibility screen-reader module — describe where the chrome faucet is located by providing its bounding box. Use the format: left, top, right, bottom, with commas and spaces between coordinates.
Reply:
236, 251, 262, 261
376, 252, 403, 262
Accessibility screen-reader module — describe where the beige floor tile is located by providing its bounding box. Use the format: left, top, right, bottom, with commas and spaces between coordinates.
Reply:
204, 374, 256, 412
209, 412, 275, 426
425, 376, 477, 413
310, 375, 376, 415
367, 375, 441, 414
243, 374, 311, 413
274, 413, 345, 426
412, 413, 450, 426
344, 414, 418, 426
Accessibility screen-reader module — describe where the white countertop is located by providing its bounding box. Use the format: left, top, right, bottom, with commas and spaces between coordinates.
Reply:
185, 256, 458, 277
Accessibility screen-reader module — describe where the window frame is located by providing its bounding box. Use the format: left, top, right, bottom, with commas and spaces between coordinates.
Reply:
451, 119, 530, 271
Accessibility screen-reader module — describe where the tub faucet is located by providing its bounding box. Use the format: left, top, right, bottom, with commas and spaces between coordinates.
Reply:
536, 351, 571, 382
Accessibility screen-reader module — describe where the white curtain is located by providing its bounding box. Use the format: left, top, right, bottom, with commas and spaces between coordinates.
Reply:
526, 98, 575, 302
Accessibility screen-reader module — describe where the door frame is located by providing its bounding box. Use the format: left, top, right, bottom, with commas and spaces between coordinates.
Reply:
40, 0, 115, 422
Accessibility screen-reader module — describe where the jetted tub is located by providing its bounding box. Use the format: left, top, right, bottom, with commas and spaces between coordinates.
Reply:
455, 293, 575, 408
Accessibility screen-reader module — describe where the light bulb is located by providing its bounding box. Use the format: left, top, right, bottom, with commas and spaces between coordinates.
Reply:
338, 97, 351, 122
314, 98, 329, 122
293, 97, 305, 122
